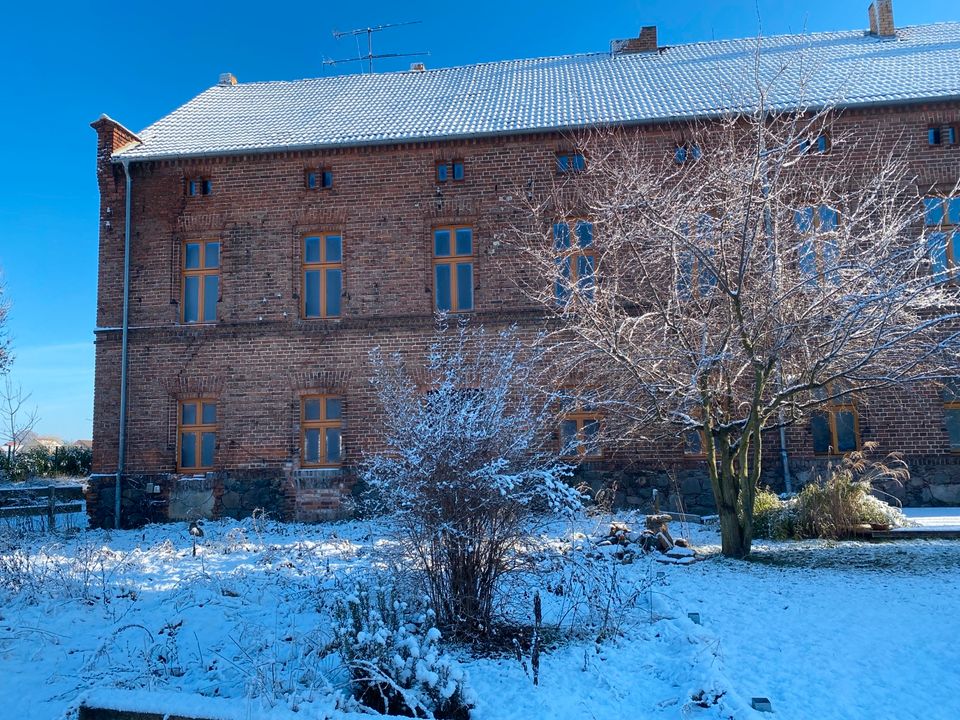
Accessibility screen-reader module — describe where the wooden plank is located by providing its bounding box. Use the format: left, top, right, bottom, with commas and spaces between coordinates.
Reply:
0, 485, 85, 502
0, 503, 84, 519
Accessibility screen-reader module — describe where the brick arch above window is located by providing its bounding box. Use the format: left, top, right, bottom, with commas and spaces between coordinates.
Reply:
288, 369, 353, 393
161, 374, 225, 399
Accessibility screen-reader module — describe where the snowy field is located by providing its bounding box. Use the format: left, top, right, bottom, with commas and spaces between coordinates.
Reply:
0, 513, 957, 720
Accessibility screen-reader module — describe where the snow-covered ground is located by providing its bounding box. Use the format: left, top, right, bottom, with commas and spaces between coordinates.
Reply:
0, 514, 957, 720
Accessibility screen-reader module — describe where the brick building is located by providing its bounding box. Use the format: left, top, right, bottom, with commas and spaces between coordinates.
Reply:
88, 1, 960, 527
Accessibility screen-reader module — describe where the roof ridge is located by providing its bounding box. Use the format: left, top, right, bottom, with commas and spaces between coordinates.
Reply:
215, 20, 960, 89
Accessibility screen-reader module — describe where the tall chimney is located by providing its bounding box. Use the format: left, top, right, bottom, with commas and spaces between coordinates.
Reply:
611, 26, 659, 54
868, 1, 895, 38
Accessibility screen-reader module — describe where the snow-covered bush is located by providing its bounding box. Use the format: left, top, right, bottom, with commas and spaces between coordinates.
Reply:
752, 489, 796, 540
754, 446, 911, 540
333, 582, 474, 719
363, 319, 581, 638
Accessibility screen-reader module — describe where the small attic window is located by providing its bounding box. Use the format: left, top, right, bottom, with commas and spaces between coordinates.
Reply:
306, 169, 333, 190
946, 127, 957, 145
187, 178, 212, 197
557, 152, 586, 174
799, 134, 830, 155
674, 143, 702, 164
437, 160, 465, 183
929, 128, 943, 146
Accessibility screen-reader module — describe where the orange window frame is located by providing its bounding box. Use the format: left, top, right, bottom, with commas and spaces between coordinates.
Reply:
300, 395, 344, 467
177, 399, 217, 472
182, 239, 220, 324
554, 219, 596, 303
811, 385, 861, 456
433, 226, 474, 313
301, 233, 343, 318
559, 398, 603, 460
924, 195, 959, 282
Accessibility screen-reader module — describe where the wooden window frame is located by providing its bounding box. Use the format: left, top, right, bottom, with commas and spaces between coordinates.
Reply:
554, 218, 596, 303
796, 204, 841, 285
559, 407, 603, 460
177, 399, 217, 472
556, 150, 586, 175
432, 225, 474, 313
301, 233, 344, 319
943, 379, 960, 453
187, 177, 213, 197
924, 195, 959, 282
305, 167, 333, 191
181, 239, 220, 324
811, 385, 861, 456
798, 133, 830, 155
300, 395, 344, 467
674, 142, 703, 164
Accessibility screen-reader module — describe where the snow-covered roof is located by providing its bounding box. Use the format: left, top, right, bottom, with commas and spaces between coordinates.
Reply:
113, 22, 960, 161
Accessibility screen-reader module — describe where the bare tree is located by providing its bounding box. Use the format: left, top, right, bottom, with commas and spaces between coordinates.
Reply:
0, 275, 10, 376
510, 105, 960, 558
1, 377, 39, 460
362, 319, 580, 637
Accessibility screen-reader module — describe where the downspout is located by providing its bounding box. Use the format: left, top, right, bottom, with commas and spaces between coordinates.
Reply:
759, 145, 793, 494
116, 158, 133, 528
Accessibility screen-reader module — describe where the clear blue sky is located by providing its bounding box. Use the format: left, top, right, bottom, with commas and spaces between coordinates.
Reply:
0, 0, 956, 441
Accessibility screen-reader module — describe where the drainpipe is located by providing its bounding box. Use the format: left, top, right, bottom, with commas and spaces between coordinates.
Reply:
115, 158, 133, 529
759, 144, 793, 494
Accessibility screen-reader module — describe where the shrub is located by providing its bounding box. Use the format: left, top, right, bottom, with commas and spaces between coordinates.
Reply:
363, 320, 580, 638
752, 488, 795, 540
0, 445, 92, 482
333, 583, 474, 719
795, 446, 909, 539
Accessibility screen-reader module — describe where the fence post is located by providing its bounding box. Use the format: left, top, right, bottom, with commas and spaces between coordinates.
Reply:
47, 486, 56, 532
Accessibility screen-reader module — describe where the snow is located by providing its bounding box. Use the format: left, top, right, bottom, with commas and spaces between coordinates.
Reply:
899, 507, 960, 531
1, 514, 958, 720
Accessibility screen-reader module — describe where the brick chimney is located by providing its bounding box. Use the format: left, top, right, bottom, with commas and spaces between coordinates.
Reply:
218, 72, 238, 86
611, 26, 659, 54
868, 1, 895, 38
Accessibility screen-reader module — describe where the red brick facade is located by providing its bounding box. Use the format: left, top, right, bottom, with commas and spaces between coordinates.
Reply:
89, 101, 960, 527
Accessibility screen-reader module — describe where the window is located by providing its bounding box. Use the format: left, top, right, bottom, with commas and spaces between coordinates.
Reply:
929, 128, 942, 146
795, 205, 840, 285
948, 127, 958, 145
674, 143, 703, 164
559, 399, 602, 459
178, 400, 217, 471
305, 168, 333, 190
799, 134, 830, 154
433, 227, 474, 312
554, 220, 595, 303
677, 214, 719, 299
187, 178, 213, 196
556, 151, 586, 174
683, 429, 706, 456
810, 386, 860, 455
435, 160, 464, 183
923, 196, 959, 281
944, 379, 960, 452
302, 234, 343, 318
182, 240, 220, 323
301, 395, 343, 466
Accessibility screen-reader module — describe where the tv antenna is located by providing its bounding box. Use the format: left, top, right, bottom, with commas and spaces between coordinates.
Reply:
325, 21, 428, 74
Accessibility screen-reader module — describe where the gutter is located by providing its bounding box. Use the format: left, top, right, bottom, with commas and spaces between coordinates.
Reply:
107, 93, 960, 164
115, 158, 133, 529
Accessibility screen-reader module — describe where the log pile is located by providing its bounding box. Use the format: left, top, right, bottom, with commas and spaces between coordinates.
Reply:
591, 516, 697, 565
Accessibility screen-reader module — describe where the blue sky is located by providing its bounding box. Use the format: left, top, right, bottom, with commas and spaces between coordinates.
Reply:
0, 0, 956, 441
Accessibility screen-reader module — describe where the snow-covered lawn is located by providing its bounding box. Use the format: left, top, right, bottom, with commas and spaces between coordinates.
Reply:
0, 516, 957, 720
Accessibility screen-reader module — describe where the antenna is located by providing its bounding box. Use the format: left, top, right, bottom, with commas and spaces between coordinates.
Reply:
326, 21, 428, 74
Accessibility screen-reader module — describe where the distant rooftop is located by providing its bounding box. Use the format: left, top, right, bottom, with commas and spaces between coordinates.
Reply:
112, 21, 960, 162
